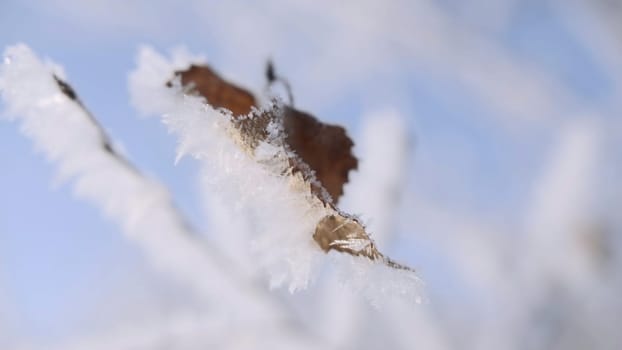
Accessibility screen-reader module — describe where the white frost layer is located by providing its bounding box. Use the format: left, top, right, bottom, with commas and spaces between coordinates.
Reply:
129, 46, 424, 302
0, 44, 282, 320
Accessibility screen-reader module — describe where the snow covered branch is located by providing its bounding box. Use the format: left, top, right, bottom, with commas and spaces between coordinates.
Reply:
129, 47, 423, 303
0, 44, 312, 327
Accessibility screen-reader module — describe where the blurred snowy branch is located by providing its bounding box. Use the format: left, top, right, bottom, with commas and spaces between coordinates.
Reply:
0, 44, 324, 348
128, 46, 423, 299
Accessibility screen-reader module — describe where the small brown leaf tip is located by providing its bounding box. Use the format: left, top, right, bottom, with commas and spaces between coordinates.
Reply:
173, 65, 256, 117
313, 214, 380, 259
313, 214, 414, 271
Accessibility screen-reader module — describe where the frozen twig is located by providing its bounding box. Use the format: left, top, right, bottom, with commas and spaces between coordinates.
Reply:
0, 45, 321, 340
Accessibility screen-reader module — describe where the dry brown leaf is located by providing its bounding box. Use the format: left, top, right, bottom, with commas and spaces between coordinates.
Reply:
282, 107, 357, 202
173, 65, 256, 116
314, 214, 413, 271
171, 64, 357, 204
313, 214, 381, 258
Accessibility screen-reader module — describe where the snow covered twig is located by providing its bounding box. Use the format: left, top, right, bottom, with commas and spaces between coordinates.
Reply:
129, 47, 424, 304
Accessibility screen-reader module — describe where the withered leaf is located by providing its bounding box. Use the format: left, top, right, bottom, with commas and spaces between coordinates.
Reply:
313, 214, 381, 258
171, 64, 357, 204
173, 65, 256, 117
314, 214, 413, 271
282, 107, 357, 202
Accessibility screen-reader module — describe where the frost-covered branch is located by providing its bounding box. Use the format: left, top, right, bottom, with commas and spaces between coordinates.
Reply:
129, 47, 423, 304
0, 44, 312, 328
